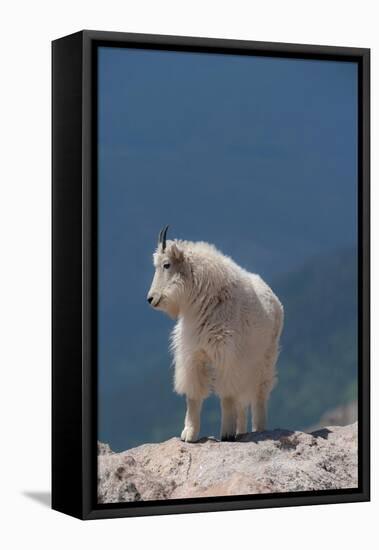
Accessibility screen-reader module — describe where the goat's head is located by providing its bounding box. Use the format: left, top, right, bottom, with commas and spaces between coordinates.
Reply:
147, 226, 187, 318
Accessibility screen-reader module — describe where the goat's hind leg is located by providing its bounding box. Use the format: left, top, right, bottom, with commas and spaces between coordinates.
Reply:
251, 394, 267, 432
251, 375, 275, 433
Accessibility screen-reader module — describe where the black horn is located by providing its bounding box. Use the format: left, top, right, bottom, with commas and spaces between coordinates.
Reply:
158, 225, 169, 251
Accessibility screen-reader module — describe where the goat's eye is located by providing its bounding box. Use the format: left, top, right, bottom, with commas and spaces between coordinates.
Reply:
163, 262, 171, 270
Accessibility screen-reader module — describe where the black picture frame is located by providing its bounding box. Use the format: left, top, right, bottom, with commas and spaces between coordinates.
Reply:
52, 30, 370, 520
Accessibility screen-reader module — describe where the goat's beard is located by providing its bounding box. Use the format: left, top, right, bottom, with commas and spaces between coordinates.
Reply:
161, 300, 180, 319
158, 286, 183, 319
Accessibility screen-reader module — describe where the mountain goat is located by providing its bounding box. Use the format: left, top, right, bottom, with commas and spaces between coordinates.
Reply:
147, 226, 284, 442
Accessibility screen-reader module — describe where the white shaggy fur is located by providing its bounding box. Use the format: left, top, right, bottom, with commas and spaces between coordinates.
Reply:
147, 237, 284, 442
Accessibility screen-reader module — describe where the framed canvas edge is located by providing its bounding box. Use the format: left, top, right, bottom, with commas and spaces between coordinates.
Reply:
52, 31, 84, 519
56, 28, 370, 58
52, 30, 370, 520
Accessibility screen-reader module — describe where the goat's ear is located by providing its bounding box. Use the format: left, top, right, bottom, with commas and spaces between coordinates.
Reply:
170, 242, 184, 262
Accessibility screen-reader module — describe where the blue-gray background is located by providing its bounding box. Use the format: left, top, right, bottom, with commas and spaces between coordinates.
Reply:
98, 47, 358, 452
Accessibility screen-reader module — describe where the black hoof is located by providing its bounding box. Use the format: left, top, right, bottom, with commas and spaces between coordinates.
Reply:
221, 434, 236, 442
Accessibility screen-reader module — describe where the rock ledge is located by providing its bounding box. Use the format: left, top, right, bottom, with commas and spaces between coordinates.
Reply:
98, 423, 358, 503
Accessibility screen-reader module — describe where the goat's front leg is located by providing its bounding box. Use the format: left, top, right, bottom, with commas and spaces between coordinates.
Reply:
174, 352, 209, 443
181, 397, 203, 443
220, 396, 237, 441
236, 403, 248, 435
